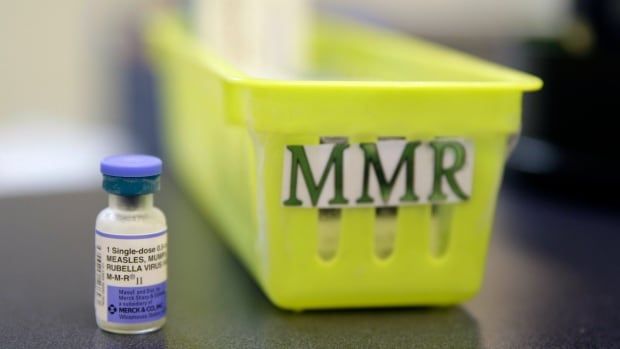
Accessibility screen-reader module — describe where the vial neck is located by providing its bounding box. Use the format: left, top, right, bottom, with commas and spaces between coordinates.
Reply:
109, 194, 154, 211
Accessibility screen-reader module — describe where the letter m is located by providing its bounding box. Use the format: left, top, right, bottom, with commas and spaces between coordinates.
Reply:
357, 141, 421, 204
283, 144, 349, 207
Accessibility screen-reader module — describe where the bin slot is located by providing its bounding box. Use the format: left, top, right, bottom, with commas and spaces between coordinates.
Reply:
317, 136, 348, 261
317, 209, 341, 261
375, 207, 397, 259
430, 205, 453, 258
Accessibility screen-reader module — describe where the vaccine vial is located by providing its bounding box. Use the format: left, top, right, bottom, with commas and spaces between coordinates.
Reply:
95, 155, 167, 334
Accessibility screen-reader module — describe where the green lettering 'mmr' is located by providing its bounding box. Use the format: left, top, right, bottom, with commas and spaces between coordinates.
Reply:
357, 141, 421, 204
284, 144, 349, 206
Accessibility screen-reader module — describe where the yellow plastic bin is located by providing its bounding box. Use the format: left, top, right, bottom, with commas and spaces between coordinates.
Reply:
147, 14, 541, 310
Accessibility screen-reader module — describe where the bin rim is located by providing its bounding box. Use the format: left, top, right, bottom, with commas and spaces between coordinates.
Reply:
146, 13, 543, 93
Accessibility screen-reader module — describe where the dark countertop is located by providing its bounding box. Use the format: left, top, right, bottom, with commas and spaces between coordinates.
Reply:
1, 178, 618, 348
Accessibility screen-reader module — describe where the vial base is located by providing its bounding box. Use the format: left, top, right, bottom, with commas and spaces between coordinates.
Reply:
96, 317, 166, 335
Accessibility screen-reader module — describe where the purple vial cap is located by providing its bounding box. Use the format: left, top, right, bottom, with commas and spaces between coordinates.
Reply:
100, 154, 162, 178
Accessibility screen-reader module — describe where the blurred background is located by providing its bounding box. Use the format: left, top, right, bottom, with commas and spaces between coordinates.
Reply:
1, 1, 619, 347
2, 0, 618, 202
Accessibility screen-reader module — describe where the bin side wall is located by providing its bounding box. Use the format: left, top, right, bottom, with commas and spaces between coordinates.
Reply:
259, 127, 513, 309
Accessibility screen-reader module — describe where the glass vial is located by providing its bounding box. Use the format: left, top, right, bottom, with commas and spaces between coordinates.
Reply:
95, 155, 167, 334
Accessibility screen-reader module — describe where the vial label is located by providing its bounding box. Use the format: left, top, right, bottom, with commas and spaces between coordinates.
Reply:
95, 230, 167, 324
